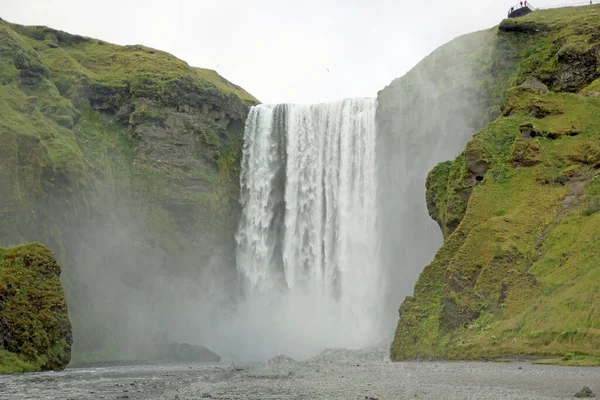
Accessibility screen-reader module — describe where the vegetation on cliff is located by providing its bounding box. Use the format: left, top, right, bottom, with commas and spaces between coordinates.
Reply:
391, 5, 600, 363
375, 9, 523, 323
0, 18, 258, 359
0, 243, 72, 373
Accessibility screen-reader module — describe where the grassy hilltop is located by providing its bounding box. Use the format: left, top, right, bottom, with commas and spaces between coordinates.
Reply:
388, 5, 600, 364
0, 18, 258, 361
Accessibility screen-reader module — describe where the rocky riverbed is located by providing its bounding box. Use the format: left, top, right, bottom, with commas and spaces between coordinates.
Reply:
0, 349, 598, 399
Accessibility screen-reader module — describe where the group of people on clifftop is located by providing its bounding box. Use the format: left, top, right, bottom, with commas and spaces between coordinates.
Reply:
509, 1, 528, 14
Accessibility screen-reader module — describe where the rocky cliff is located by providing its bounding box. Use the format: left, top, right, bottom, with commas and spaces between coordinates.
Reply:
0, 18, 258, 359
388, 5, 600, 363
0, 243, 72, 372
376, 18, 520, 336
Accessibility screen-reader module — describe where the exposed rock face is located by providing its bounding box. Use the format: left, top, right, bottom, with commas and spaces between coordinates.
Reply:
556, 44, 600, 92
0, 20, 258, 359
391, 6, 600, 362
0, 244, 72, 371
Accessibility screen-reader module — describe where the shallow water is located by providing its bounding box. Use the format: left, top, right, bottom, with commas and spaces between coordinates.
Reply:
1, 349, 598, 399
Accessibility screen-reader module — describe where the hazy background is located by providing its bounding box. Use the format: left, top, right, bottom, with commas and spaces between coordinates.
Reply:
0, 0, 586, 104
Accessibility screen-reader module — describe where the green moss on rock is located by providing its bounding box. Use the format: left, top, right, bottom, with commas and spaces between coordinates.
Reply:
392, 5, 600, 362
426, 157, 474, 238
0, 243, 72, 372
512, 136, 543, 166
0, 18, 258, 359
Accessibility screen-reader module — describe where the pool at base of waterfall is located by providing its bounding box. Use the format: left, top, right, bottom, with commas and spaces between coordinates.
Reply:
1, 349, 597, 399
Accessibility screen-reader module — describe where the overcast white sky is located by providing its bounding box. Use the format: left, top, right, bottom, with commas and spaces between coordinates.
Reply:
0, 0, 588, 104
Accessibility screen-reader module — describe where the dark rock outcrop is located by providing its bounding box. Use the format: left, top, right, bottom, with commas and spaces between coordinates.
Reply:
574, 386, 596, 398
499, 19, 547, 34
159, 342, 221, 363
556, 44, 600, 92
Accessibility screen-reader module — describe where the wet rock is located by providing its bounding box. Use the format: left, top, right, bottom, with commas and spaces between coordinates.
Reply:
574, 386, 596, 398
158, 342, 221, 362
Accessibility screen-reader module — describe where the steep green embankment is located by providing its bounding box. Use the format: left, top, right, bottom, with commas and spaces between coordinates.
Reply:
0, 243, 72, 372
390, 6, 600, 363
376, 11, 521, 328
0, 18, 258, 359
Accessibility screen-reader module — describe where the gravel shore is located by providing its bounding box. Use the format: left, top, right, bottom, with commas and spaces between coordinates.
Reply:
1, 349, 598, 399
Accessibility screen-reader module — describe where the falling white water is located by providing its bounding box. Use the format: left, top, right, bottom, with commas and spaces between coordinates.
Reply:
234, 98, 383, 358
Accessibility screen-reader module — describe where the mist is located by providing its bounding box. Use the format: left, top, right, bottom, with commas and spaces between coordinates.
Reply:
203, 27, 498, 358
53, 201, 239, 359
11, 29, 499, 364
0, 0, 525, 364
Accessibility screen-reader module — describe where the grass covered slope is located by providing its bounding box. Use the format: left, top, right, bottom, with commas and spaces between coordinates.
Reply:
0, 18, 258, 358
391, 5, 600, 362
374, 6, 537, 316
0, 244, 72, 372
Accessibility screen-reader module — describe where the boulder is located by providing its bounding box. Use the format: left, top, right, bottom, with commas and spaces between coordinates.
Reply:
574, 386, 596, 398
160, 341, 221, 363
512, 137, 542, 167
519, 76, 549, 94
0, 243, 72, 371
465, 140, 490, 179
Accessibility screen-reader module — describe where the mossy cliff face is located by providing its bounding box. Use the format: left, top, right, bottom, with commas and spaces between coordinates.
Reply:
390, 5, 600, 361
376, 20, 521, 328
0, 19, 258, 358
0, 243, 72, 373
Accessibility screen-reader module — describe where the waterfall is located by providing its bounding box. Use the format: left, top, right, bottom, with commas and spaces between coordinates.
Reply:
234, 98, 383, 357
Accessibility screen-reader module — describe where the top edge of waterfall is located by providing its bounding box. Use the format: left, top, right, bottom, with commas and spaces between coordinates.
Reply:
251, 97, 377, 109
